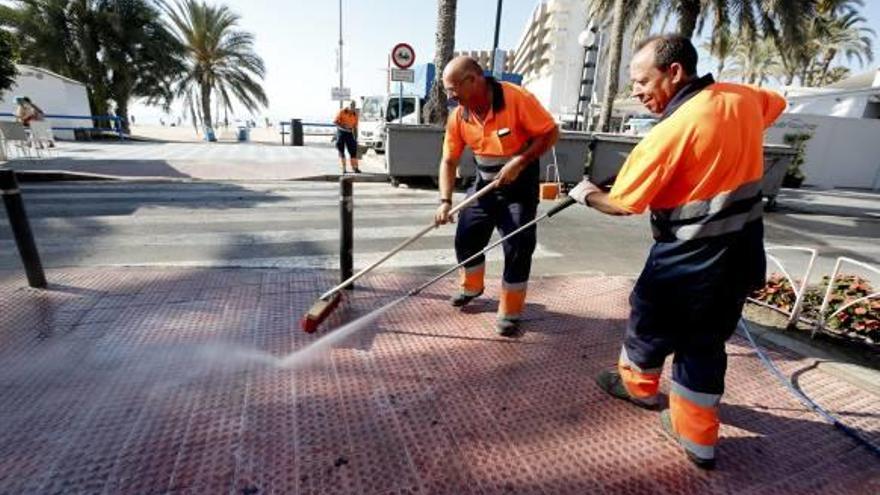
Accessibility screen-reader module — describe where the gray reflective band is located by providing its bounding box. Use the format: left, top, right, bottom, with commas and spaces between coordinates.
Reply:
474, 155, 510, 166
672, 201, 763, 241
502, 281, 528, 292
1, 188, 20, 195
666, 179, 762, 222
478, 170, 498, 181
619, 346, 662, 375
671, 381, 721, 408
679, 436, 716, 460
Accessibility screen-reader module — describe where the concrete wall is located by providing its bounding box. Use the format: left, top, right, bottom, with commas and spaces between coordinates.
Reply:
766, 114, 880, 190
1, 65, 92, 140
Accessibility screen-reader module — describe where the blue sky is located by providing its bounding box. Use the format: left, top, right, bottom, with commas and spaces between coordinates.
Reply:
134, 0, 540, 124
131, 0, 880, 125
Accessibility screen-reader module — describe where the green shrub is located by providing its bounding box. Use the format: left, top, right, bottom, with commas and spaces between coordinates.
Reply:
782, 132, 812, 181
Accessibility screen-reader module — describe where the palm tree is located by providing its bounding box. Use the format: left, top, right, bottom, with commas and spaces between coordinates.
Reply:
813, 10, 874, 85
1, 0, 183, 130
590, 0, 817, 124
101, 0, 184, 132
423, 0, 457, 125
161, 0, 267, 130
0, 30, 18, 97
724, 38, 782, 86
596, 0, 626, 132
0, 0, 109, 115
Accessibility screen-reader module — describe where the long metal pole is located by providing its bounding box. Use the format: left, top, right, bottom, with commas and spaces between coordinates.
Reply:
489, 0, 503, 72
338, 0, 344, 110
407, 197, 576, 297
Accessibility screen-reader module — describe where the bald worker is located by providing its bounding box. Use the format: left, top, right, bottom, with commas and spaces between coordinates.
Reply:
435, 56, 559, 336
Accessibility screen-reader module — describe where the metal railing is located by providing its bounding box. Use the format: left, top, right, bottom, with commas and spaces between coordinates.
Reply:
749, 246, 878, 336
0, 113, 126, 140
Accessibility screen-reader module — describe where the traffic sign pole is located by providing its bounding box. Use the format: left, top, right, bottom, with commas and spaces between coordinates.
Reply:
390, 43, 415, 124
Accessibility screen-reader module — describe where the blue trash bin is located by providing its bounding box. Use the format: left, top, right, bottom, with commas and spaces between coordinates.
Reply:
204, 126, 216, 142
237, 126, 249, 142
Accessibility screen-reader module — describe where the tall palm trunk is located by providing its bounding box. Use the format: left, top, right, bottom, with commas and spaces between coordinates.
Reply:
597, 0, 625, 132
423, 0, 457, 125
200, 83, 212, 128
676, 0, 701, 38
817, 48, 837, 86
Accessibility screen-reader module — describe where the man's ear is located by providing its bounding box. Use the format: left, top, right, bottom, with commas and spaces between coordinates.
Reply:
669, 62, 685, 84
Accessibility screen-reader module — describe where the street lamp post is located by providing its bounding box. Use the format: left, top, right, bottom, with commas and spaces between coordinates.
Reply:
489, 0, 503, 76
575, 25, 599, 131
338, 0, 344, 109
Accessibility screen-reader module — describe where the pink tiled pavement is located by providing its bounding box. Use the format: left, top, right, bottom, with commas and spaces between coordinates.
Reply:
0, 267, 877, 494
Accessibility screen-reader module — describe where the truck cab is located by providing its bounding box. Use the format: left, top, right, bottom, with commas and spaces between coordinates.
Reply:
358, 94, 423, 154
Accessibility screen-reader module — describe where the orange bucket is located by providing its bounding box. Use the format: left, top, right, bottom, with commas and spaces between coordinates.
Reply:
539, 162, 560, 201
540, 182, 560, 200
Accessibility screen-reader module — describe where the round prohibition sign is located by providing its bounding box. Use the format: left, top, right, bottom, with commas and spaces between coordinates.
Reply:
391, 43, 415, 69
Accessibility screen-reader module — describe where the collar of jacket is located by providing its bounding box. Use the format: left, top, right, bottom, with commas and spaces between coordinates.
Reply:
659, 73, 715, 121
461, 77, 506, 123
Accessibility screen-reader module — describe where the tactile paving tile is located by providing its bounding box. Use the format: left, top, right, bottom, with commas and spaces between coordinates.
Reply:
0, 266, 877, 494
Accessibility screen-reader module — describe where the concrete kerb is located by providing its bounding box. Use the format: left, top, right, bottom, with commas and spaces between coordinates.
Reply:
10, 170, 392, 184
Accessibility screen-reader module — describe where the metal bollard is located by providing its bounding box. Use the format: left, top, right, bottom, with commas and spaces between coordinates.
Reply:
0, 169, 47, 288
340, 175, 353, 289
291, 119, 304, 146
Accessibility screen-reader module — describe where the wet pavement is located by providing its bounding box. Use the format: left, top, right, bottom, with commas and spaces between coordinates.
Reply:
0, 267, 877, 494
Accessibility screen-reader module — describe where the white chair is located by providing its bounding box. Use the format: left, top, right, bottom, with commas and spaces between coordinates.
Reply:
0, 121, 33, 159
28, 121, 56, 158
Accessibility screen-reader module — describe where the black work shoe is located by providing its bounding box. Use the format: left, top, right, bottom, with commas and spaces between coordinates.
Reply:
660, 409, 716, 470
595, 369, 659, 411
450, 290, 483, 307
495, 318, 519, 337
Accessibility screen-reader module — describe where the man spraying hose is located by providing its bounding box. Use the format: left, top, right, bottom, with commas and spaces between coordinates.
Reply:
435, 56, 559, 337
568, 34, 786, 469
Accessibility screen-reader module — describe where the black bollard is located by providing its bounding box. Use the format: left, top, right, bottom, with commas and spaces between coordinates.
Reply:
0, 169, 47, 288
292, 119, 304, 146
340, 175, 353, 289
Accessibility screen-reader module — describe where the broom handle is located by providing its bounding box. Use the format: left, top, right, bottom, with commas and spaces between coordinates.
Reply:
320, 180, 498, 300
406, 196, 576, 297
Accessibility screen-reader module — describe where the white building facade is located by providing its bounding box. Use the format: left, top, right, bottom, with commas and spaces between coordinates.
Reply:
765, 68, 880, 190
510, 0, 634, 126
1, 64, 92, 140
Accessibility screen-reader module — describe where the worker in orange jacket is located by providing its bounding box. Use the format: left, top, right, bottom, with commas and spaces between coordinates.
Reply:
334, 101, 361, 174
568, 34, 787, 469
435, 56, 559, 336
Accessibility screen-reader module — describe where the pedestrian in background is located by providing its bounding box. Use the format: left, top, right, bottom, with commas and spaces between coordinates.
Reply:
14, 96, 45, 127
334, 101, 361, 174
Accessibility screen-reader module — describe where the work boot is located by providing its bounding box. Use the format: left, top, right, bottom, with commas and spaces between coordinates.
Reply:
660, 409, 716, 470
595, 369, 659, 410
353, 168, 362, 174
449, 289, 483, 307
495, 318, 519, 337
